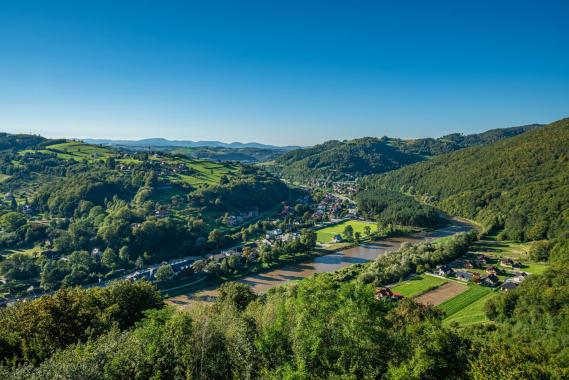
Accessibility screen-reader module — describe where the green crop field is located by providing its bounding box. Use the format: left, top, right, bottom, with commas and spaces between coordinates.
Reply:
20, 141, 116, 162
391, 275, 447, 297
162, 157, 240, 187
316, 220, 376, 243
45, 141, 115, 161
443, 292, 498, 326
438, 285, 492, 316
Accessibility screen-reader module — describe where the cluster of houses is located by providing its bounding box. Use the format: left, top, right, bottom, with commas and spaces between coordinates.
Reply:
313, 194, 349, 220
126, 257, 194, 282
223, 208, 259, 226
330, 181, 358, 197
206, 242, 260, 263
262, 228, 300, 246
434, 254, 529, 291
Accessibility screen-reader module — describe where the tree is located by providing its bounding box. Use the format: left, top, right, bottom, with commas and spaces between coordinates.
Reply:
119, 246, 130, 264
102, 248, 119, 270
300, 229, 317, 249
216, 282, 257, 311
0, 253, 39, 280
135, 256, 144, 269
155, 264, 175, 282
354, 231, 361, 242
364, 226, 372, 236
208, 229, 223, 247
0, 212, 26, 232
343, 224, 354, 240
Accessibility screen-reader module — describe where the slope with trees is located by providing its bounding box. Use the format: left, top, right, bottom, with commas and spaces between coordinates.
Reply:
363, 118, 569, 241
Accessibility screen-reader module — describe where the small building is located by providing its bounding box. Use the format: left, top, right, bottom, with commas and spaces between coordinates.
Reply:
332, 234, 343, 243
374, 287, 403, 301
154, 209, 168, 217
463, 260, 475, 269
455, 271, 473, 282
5, 192, 14, 201
481, 274, 500, 287
511, 273, 527, 284
500, 258, 514, 267
435, 265, 455, 277
486, 266, 500, 275
500, 282, 518, 292
476, 255, 489, 265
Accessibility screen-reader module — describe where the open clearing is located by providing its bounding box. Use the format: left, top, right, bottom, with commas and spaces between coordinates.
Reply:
443, 292, 498, 326
391, 275, 447, 298
414, 281, 468, 306
316, 220, 376, 243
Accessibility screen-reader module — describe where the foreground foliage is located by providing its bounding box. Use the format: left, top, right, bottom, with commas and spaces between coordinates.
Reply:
1, 236, 568, 379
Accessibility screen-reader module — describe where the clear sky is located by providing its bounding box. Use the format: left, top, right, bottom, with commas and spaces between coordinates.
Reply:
1, 1, 568, 146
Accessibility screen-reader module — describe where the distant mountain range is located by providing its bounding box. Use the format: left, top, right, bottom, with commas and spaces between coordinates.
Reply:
82, 138, 301, 151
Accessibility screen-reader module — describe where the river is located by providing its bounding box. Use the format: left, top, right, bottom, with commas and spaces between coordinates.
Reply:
167, 218, 474, 307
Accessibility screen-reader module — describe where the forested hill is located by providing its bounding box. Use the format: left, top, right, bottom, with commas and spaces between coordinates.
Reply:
387, 123, 540, 156
362, 118, 569, 240
273, 137, 423, 181
272, 124, 539, 182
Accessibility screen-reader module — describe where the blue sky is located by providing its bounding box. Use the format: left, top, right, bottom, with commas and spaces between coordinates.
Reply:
1, 1, 568, 145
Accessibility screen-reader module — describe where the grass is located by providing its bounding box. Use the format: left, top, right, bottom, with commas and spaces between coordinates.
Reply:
521, 262, 548, 275
316, 220, 376, 243
443, 292, 498, 326
155, 156, 240, 187
438, 285, 492, 316
391, 275, 447, 297
20, 141, 116, 162
0, 246, 42, 258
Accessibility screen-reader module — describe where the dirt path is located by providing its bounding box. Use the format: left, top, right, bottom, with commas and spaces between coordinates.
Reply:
414, 281, 468, 306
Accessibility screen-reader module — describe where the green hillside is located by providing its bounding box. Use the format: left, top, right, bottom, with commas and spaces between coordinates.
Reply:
274, 137, 422, 181
387, 124, 540, 156
272, 125, 537, 182
363, 118, 569, 240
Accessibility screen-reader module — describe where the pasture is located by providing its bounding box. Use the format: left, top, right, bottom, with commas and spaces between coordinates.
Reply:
391, 275, 447, 298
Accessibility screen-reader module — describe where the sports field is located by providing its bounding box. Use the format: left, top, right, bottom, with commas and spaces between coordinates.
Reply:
316, 220, 375, 243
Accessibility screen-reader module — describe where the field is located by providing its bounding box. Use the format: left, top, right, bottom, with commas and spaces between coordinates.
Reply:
316, 220, 376, 243
391, 275, 447, 297
438, 285, 491, 316
414, 281, 468, 306
443, 292, 498, 326
164, 157, 240, 187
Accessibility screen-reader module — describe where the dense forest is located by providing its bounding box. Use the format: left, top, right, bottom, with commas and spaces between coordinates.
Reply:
363, 118, 569, 241
356, 188, 445, 228
1, 234, 567, 379
272, 124, 537, 182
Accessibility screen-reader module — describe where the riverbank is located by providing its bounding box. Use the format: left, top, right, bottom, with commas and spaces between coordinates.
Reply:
166, 217, 474, 307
